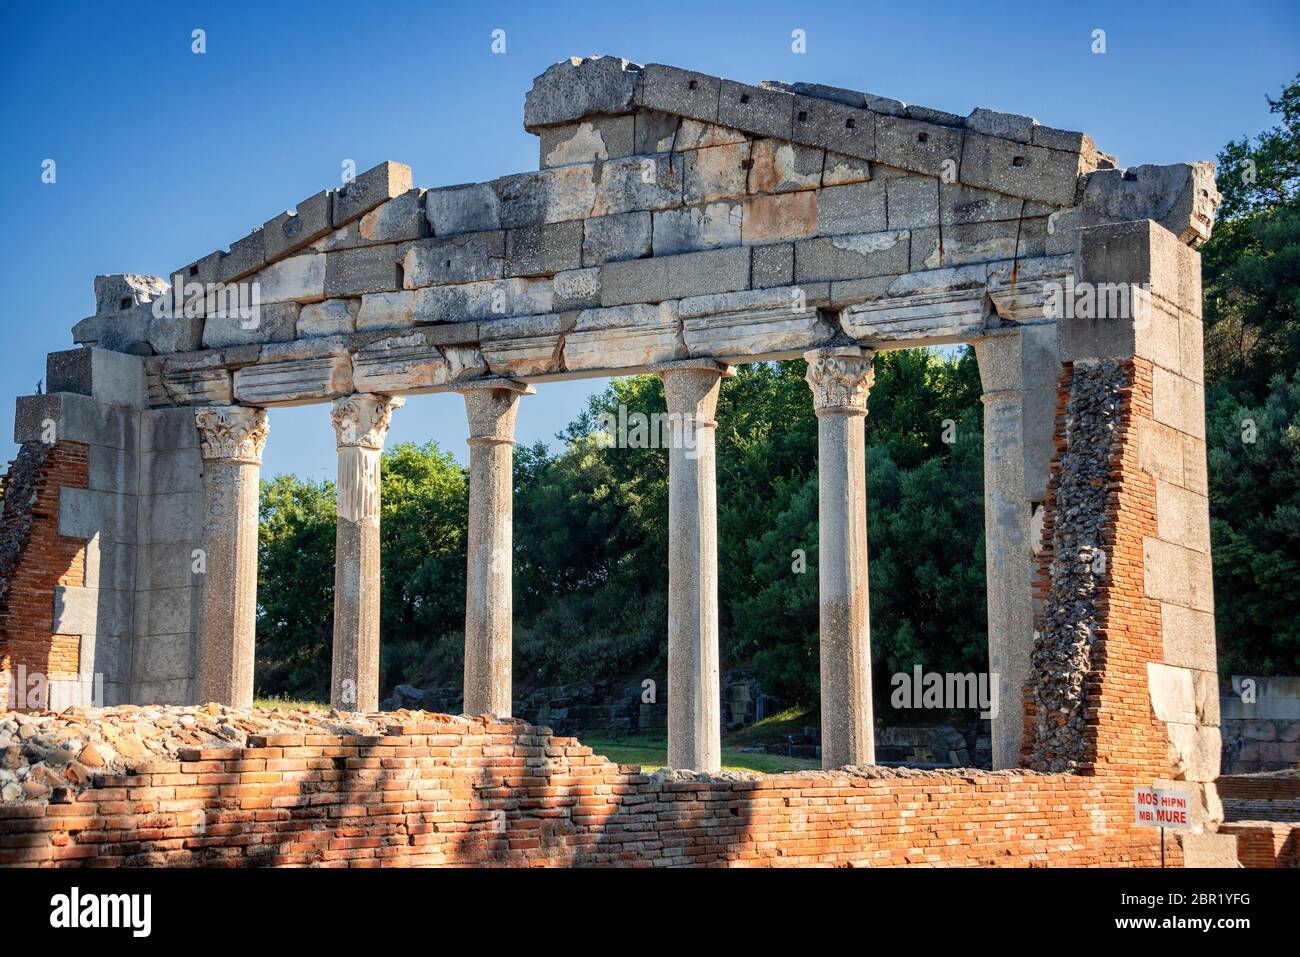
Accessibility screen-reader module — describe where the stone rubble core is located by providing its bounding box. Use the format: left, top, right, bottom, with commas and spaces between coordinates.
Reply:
0, 54, 1236, 866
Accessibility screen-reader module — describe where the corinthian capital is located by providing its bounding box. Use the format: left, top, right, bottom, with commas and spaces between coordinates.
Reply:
331, 394, 405, 450
194, 405, 269, 463
804, 348, 875, 415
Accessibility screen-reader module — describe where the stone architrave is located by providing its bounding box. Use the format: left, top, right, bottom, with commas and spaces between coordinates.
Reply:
456, 378, 534, 717
805, 347, 876, 769
194, 405, 269, 708
654, 358, 732, 773
330, 393, 404, 712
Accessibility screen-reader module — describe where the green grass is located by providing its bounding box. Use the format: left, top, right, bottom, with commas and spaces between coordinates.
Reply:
253, 697, 329, 711
580, 734, 820, 774
721, 705, 818, 748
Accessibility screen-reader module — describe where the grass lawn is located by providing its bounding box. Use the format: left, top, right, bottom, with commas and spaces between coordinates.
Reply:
253, 697, 328, 711
580, 734, 820, 774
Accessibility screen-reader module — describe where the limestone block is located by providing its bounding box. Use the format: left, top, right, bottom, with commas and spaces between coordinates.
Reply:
634, 111, 746, 153
145, 406, 202, 451
356, 290, 418, 333
599, 246, 750, 306
654, 203, 742, 255
324, 244, 402, 297
139, 447, 204, 496
913, 218, 1047, 271
414, 277, 555, 323
86, 443, 139, 493
95, 274, 170, 315
1078, 162, 1220, 247
822, 151, 872, 187
718, 80, 794, 141
1152, 366, 1206, 440
841, 289, 988, 343
233, 338, 353, 406
1166, 723, 1222, 782
635, 63, 720, 123
1194, 670, 1220, 727
1160, 603, 1218, 673
1148, 663, 1197, 725
47, 348, 148, 409
794, 230, 909, 283
564, 303, 682, 372
552, 267, 601, 311
426, 182, 501, 236
752, 243, 795, 288
742, 192, 818, 243
876, 114, 964, 177
1182, 434, 1209, 495
791, 94, 875, 159
684, 143, 749, 204
986, 254, 1075, 323
582, 211, 652, 266
264, 188, 335, 262
132, 632, 195, 683
524, 55, 641, 131
540, 115, 635, 167
505, 220, 583, 277
202, 301, 297, 349
1138, 418, 1186, 487
943, 183, 1052, 224
159, 367, 233, 406
1144, 538, 1214, 613
333, 161, 413, 228
1077, 220, 1203, 321
478, 313, 564, 377
402, 231, 505, 288
58, 487, 137, 544
493, 166, 597, 228
965, 107, 1036, 144
817, 181, 888, 235
217, 229, 266, 284
1178, 832, 1239, 868
255, 253, 326, 304
1155, 479, 1211, 552
749, 139, 824, 193
352, 330, 452, 393
591, 154, 683, 216
73, 302, 154, 354
298, 299, 359, 338
886, 176, 941, 229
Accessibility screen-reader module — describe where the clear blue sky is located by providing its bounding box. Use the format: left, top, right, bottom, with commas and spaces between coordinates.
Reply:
2, 0, 1296, 480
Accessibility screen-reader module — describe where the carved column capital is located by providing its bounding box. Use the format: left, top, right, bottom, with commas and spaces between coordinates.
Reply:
804, 348, 875, 416
194, 405, 269, 464
331, 394, 405, 450
456, 378, 534, 446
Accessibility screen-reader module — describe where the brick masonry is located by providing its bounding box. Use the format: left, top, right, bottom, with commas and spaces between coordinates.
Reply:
0, 717, 1179, 868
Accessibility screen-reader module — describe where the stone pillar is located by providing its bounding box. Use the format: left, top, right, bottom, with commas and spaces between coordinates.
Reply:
456, 378, 533, 717
654, 359, 731, 773
805, 347, 876, 769
329, 394, 403, 713
972, 331, 1035, 770
193, 405, 268, 708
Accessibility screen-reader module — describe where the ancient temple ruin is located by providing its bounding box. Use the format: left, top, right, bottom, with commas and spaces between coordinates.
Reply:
0, 56, 1235, 865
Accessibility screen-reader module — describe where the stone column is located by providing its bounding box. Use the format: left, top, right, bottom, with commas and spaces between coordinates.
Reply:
654, 359, 731, 773
805, 347, 876, 769
456, 378, 533, 717
329, 393, 403, 713
972, 332, 1035, 769
193, 405, 268, 708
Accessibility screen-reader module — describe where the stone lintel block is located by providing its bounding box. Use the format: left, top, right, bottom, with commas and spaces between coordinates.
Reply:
960, 132, 1083, 207
634, 63, 720, 124
160, 368, 234, 407
683, 303, 832, 360
599, 246, 750, 306
564, 305, 683, 373
264, 189, 335, 262
717, 79, 793, 141
324, 244, 403, 298
352, 330, 456, 394
842, 288, 988, 344
333, 161, 414, 228
524, 55, 642, 132
232, 340, 353, 406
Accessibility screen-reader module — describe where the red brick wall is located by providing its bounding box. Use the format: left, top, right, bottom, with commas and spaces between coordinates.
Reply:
1219, 822, 1299, 868
0, 718, 1181, 868
0, 442, 89, 711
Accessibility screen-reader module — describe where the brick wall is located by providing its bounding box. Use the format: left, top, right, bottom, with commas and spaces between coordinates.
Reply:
1218, 822, 1299, 868
0, 717, 1181, 868
0, 441, 89, 710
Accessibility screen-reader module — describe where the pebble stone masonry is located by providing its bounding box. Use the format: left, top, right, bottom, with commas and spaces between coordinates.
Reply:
0, 54, 1236, 862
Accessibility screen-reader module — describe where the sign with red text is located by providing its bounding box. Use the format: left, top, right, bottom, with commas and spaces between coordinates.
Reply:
1133, 786, 1192, 829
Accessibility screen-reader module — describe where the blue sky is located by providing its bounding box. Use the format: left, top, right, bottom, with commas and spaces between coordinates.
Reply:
2, 0, 1296, 480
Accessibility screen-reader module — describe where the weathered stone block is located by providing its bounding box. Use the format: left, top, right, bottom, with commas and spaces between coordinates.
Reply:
256, 253, 326, 304
297, 299, 359, 337
324, 244, 402, 297
217, 230, 266, 283
264, 189, 335, 262
415, 277, 555, 323
356, 290, 418, 333
427, 182, 501, 236
751, 243, 794, 288
718, 80, 793, 140
232, 338, 353, 405
582, 210, 652, 265
1144, 537, 1214, 613
742, 192, 818, 243
333, 161, 413, 227
1152, 366, 1206, 441
791, 94, 875, 159
681, 288, 833, 359
591, 154, 683, 217
817, 181, 887, 235
202, 301, 297, 349
553, 267, 601, 311
524, 55, 641, 131
960, 132, 1083, 207
794, 231, 909, 283
506, 220, 584, 277
403, 231, 505, 288
599, 246, 750, 306
821, 151, 872, 187
653, 203, 741, 255
540, 115, 635, 167
749, 139, 824, 193
684, 143, 750, 204
886, 176, 941, 229
965, 107, 1035, 144
635, 63, 720, 123
634, 112, 746, 153
493, 166, 597, 228
564, 303, 682, 372
876, 114, 964, 177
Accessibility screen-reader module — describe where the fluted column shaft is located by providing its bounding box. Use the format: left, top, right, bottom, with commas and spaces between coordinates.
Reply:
194, 405, 268, 708
457, 379, 532, 717
656, 359, 731, 773
806, 348, 876, 769
330, 394, 403, 712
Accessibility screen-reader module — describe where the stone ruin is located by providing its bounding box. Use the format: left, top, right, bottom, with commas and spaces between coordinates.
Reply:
0, 55, 1238, 865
